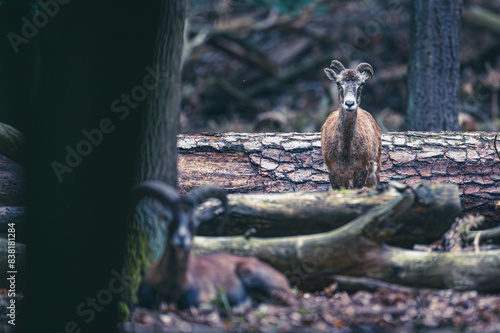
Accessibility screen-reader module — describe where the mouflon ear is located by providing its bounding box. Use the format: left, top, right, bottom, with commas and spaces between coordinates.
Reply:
324, 59, 346, 81
323, 68, 337, 81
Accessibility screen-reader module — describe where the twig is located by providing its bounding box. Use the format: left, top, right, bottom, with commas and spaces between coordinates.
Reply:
474, 231, 482, 253
332, 275, 417, 294
468, 225, 500, 244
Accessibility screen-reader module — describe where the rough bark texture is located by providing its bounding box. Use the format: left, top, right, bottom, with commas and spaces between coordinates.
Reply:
179, 132, 500, 220
197, 184, 462, 248
407, 0, 461, 131
138, 0, 187, 257
124, 0, 188, 305
194, 186, 500, 292
140, 1, 186, 188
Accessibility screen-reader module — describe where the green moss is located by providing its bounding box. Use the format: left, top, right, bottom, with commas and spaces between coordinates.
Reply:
298, 306, 309, 316
211, 287, 232, 318
117, 301, 130, 322
122, 218, 155, 305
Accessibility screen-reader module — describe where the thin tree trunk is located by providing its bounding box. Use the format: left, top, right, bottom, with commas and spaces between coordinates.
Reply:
407, 0, 461, 131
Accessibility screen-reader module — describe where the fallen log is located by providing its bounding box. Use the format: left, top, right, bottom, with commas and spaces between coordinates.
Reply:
179, 131, 500, 220
193, 184, 500, 292
197, 182, 462, 248
0, 131, 497, 217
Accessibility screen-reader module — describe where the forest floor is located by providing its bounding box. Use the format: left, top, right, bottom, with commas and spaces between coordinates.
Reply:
123, 287, 500, 332
120, 212, 500, 333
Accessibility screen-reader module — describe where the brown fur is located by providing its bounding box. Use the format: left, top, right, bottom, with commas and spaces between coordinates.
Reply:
342, 69, 359, 81
321, 61, 380, 189
321, 107, 381, 189
142, 252, 297, 309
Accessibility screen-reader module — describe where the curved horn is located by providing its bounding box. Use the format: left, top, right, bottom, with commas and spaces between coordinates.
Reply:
356, 62, 374, 80
187, 186, 229, 228
187, 185, 228, 212
330, 60, 346, 75
132, 180, 179, 211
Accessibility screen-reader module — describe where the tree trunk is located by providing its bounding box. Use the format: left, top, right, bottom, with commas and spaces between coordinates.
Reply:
123, 0, 188, 305
0, 0, 38, 134
20, 1, 157, 331
179, 132, 500, 221
407, 0, 461, 131
140, 1, 186, 188
193, 185, 500, 292
197, 183, 462, 248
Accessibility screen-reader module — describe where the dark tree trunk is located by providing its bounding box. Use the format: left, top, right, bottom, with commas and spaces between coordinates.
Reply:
124, 0, 188, 305
407, 0, 461, 131
0, 0, 37, 133
20, 2, 160, 332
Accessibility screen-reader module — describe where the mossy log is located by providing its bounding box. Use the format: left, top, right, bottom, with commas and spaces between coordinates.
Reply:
198, 183, 462, 248
193, 184, 500, 292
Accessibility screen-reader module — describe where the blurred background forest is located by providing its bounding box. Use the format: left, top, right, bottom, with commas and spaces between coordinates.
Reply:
180, 0, 500, 134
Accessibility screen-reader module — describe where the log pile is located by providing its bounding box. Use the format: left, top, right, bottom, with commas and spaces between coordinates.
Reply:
197, 183, 462, 248
194, 183, 500, 292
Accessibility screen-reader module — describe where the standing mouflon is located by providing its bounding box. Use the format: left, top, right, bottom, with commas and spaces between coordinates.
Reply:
321, 60, 381, 189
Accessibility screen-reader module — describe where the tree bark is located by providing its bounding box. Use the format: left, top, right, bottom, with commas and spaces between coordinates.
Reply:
407, 0, 461, 131
140, 1, 186, 188
197, 183, 462, 248
123, 0, 188, 305
193, 185, 500, 292
179, 132, 500, 220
